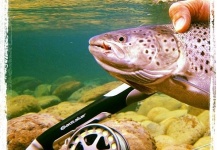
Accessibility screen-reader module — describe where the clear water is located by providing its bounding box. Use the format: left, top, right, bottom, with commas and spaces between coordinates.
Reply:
8, 0, 172, 84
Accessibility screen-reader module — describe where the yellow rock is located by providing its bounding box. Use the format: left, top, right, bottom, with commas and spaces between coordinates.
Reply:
147, 107, 170, 120
115, 111, 149, 122
36, 95, 61, 109
154, 135, 177, 150
137, 93, 182, 116
120, 111, 136, 115
141, 120, 165, 137
6, 90, 18, 99
187, 105, 205, 116
7, 95, 41, 119
160, 117, 179, 130
197, 110, 210, 130
193, 136, 211, 150
7, 113, 62, 150
203, 129, 210, 136
39, 101, 91, 118
78, 81, 123, 102
166, 115, 205, 145
153, 109, 188, 123
179, 103, 189, 110
161, 144, 193, 150
52, 81, 82, 100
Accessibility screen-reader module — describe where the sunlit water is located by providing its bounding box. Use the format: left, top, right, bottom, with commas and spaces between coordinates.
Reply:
8, 0, 172, 84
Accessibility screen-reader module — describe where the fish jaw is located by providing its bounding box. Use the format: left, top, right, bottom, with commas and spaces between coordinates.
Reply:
89, 37, 130, 70
88, 31, 154, 71
89, 36, 167, 85
89, 36, 125, 58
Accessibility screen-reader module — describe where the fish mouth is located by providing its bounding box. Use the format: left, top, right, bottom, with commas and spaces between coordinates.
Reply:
89, 42, 112, 54
95, 42, 112, 51
89, 38, 125, 59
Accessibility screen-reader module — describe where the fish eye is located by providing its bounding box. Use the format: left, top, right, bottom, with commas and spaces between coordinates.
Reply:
114, 35, 127, 43
116, 35, 127, 43
119, 37, 125, 42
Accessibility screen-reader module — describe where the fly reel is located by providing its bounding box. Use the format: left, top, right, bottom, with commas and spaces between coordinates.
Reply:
65, 124, 130, 150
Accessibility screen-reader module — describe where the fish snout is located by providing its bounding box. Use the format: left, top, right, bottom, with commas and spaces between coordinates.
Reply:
89, 36, 126, 59
89, 39, 113, 59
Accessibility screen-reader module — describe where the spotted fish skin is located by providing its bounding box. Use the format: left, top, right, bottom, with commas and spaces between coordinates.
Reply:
89, 23, 213, 109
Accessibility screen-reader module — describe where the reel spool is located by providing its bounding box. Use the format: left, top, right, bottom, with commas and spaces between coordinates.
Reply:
66, 124, 130, 150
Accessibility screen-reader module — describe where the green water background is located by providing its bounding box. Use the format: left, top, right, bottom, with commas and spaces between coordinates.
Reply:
8, 0, 172, 84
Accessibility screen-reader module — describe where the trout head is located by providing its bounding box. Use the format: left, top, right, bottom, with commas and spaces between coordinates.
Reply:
89, 25, 186, 91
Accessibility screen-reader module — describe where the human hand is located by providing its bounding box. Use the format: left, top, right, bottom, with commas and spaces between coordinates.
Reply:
169, 0, 210, 33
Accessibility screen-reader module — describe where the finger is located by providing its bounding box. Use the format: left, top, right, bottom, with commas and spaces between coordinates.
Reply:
183, 0, 210, 22
169, 2, 192, 33
169, 0, 210, 33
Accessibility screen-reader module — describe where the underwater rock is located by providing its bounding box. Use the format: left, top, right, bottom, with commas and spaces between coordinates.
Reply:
160, 144, 193, 150
83, 77, 116, 86
52, 81, 82, 100
160, 117, 179, 130
151, 109, 188, 123
11, 76, 42, 94
166, 115, 205, 145
50, 75, 76, 92
78, 81, 123, 102
187, 105, 205, 116
193, 136, 211, 149
7, 113, 62, 150
102, 118, 156, 150
6, 76, 210, 150
34, 84, 51, 97
154, 135, 177, 150
147, 107, 170, 120
23, 89, 34, 95
197, 110, 210, 131
141, 120, 166, 137
114, 111, 149, 122
7, 95, 41, 119
36, 95, 61, 109
39, 101, 91, 118
67, 83, 99, 102
6, 90, 18, 99
203, 129, 211, 137
137, 93, 183, 115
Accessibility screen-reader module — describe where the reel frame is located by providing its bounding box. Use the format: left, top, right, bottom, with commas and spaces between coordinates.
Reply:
66, 123, 130, 150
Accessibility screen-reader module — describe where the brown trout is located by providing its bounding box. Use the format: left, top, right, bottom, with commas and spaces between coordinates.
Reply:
89, 23, 213, 109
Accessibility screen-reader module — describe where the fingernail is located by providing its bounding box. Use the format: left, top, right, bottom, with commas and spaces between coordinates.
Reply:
174, 17, 186, 32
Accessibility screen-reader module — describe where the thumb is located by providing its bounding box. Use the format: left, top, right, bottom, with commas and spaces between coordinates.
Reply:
169, 0, 210, 33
